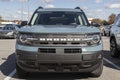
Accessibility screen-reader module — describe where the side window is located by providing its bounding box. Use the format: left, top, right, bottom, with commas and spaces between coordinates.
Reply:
31, 13, 38, 25
78, 16, 83, 25
116, 17, 120, 26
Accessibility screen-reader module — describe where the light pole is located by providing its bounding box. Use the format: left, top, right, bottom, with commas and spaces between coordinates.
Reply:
21, 1, 23, 21
27, 0, 30, 21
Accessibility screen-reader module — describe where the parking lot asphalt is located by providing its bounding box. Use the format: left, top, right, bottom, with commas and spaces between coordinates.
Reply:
0, 37, 120, 80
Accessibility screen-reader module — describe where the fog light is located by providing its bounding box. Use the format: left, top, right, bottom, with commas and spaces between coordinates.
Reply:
82, 54, 95, 61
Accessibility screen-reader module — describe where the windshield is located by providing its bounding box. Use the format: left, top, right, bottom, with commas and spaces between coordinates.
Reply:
33, 12, 88, 26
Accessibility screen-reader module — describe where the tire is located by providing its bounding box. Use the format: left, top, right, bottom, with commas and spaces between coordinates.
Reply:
110, 38, 119, 58
16, 63, 28, 78
104, 31, 106, 36
90, 60, 103, 77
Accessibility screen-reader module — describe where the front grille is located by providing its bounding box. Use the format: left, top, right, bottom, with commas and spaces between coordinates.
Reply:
29, 34, 87, 46
64, 48, 82, 53
39, 48, 56, 53
19, 33, 95, 46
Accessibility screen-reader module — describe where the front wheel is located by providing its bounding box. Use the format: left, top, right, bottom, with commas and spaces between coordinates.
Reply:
90, 60, 103, 77
16, 63, 29, 78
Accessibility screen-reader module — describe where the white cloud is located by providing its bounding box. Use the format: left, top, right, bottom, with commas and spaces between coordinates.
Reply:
44, 0, 54, 3
96, 9, 103, 13
38, 0, 54, 3
45, 4, 55, 8
74, 0, 85, 2
95, 0, 102, 3
81, 6, 88, 10
107, 4, 120, 8
17, 10, 28, 15
18, 0, 28, 2
0, 0, 28, 2
111, 0, 120, 2
0, 0, 13, 2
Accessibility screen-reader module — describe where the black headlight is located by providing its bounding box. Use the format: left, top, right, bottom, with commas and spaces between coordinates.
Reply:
83, 34, 101, 45
17, 34, 35, 44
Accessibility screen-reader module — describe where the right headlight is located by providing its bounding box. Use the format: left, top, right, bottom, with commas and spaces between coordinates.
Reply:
83, 34, 101, 45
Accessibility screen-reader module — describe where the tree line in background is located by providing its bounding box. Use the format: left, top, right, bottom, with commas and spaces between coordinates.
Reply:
0, 16, 2, 22
0, 15, 12, 23
92, 13, 116, 26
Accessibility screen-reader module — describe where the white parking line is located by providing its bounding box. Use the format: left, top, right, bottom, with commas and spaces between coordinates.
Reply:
4, 69, 16, 80
103, 58, 120, 70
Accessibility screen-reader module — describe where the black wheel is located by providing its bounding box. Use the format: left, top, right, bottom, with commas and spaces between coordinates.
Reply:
16, 63, 28, 78
91, 60, 103, 77
104, 31, 106, 36
110, 38, 119, 57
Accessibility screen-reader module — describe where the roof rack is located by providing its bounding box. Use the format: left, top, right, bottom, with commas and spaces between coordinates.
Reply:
35, 6, 43, 12
75, 7, 83, 11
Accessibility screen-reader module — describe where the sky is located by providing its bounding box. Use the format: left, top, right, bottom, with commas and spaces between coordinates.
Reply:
0, 0, 120, 21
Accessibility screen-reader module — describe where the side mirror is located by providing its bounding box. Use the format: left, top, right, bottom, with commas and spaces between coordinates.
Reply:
20, 21, 28, 26
91, 22, 100, 27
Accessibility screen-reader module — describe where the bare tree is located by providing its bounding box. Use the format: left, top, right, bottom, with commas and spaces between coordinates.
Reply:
108, 13, 116, 24
92, 18, 102, 24
0, 16, 2, 20
0, 16, 2, 23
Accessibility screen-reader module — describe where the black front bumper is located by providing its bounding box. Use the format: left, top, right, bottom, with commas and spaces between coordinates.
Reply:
16, 50, 103, 73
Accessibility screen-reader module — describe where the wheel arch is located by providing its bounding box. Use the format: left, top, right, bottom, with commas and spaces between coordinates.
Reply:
110, 34, 116, 42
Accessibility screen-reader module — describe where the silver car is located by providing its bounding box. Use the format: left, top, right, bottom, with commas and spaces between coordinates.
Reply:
104, 25, 111, 36
0, 24, 20, 38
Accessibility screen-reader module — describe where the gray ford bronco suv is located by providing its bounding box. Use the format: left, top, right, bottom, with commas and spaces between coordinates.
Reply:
15, 7, 103, 77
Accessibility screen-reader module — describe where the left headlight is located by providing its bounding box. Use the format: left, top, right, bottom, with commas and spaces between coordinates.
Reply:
92, 35, 101, 44
18, 34, 33, 44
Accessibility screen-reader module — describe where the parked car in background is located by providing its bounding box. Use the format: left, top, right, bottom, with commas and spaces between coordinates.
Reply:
0, 24, 5, 30
104, 25, 111, 36
91, 22, 101, 28
20, 21, 28, 27
0, 24, 20, 39
100, 25, 105, 36
110, 14, 120, 57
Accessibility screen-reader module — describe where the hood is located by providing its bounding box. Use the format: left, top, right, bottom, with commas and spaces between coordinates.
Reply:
19, 25, 100, 34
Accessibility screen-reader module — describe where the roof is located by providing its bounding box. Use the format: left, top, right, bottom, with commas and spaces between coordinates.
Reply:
37, 8, 83, 12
